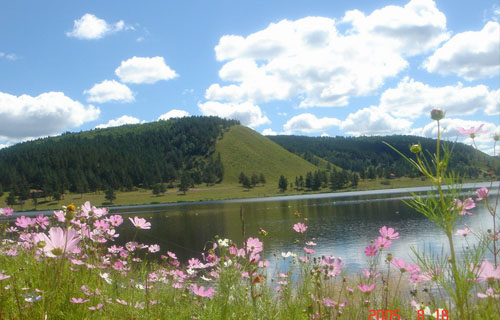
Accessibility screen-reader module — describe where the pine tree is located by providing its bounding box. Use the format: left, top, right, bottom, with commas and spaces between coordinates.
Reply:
6, 192, 16, 206
251, 173, 259, 187
259, 173, 266, 184
105, 187, 116, 204
242, 175, 252, 190
179, 172, 191, 195
278, 175, 288, 192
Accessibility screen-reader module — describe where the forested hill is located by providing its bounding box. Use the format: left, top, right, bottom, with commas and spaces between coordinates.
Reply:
268, 135, 494, 179
0, 116, 238, 196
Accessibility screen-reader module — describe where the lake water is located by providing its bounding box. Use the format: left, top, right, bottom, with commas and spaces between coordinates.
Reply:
109, 183, 498, 271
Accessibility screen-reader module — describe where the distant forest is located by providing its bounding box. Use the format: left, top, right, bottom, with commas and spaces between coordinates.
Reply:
0, 117, 238, 199
269, 135, 495, 180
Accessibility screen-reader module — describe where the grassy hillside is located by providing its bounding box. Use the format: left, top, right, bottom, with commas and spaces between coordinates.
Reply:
216, 126, 319, 183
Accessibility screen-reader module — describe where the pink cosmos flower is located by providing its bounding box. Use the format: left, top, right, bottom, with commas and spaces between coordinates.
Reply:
364, 245, 378, 256
0, 273, 10, 280
89, 304, 104, 310
15, 216, 35, 229
35, 214, 49, 230
192, 284, 215, 298
362, 269, 379, 279
293, 222, 308, 233
457, 124, 487, 138
71, 298, 89, 303
246, 237, 263, 254
391, 258, 407, 272
455, 227, 472, 236
358, 283, 376, 293
477, 288, 500, 299
0, 207, 13, 216
116, 299, 128, 305
148, 244, 160, 253
375, 236, 392, 250
129, 217, 151, 229
35, 227, 80, 258
53, 210, 66, 222
475, 260, 500, 282
454, 198, 475, 215
108, 215, 123, 227
476, 187, 489, 201
258, 260, 270, 268
322, 298, 336, 307
303, 247, 315, 254
379, 226, 399, 240
94, 220, 110, 231
167, 251, 177, 260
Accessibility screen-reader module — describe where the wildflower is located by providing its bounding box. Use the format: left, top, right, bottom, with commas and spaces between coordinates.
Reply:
99, 272, 112, 284
53, 210, 66, 222
457, 124, 487, 139
116, 299, 128, 305
89, 304, 104, 310
281, 251, 296, 258
379, 226, 399, 240
258, 260, 270, 268
217, 238, 229, 247
477, 288, 500, 299
364, 245, 378, 256
455, 227, 471, 236
6, 227, 18, 233
322, 298, 336, 307
475, 260, 500, 282
35, 227, 80, 258
306, 241, 317, 246
246, 237, 263, 254
129, 217, 151, 229
454, 198, 475, 215
430, 108, 444, 121
93, 220, 110, 231
71, 298, 89, 303
358, 283, 375, 293
0, 207, 13, 216
35, 214, 49, 230
167, 251, 177, 260
148, 244, 160, 253
0, 273, 10, 280
108, 215, 123, 226
303, 247, 315, 254
476, 187, 488, 201
293, 222, 307, 233
15, 216, 35, 229
391, 258, 407, 272
192, 284, 215, 298
375, 236, 392, 250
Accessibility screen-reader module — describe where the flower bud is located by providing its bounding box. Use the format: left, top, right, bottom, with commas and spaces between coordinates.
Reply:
430, 108, 445, 121
67, 203, 75, 212
494, 133, 500, 142
37, 241, 46, 248
410, 144, 422, 153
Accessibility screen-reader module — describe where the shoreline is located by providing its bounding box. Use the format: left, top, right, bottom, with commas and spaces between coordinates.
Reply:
12, 181, 499, 216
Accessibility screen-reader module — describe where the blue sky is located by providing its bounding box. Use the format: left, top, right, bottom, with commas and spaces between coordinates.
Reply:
0, 0, 499, 154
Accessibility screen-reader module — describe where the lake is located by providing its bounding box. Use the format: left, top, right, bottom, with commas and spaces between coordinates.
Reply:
109, 182, 498, 271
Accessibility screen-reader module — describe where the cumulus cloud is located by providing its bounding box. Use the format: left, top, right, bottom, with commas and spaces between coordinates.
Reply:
378, 77, 499, 118
95, 115, 141, 129
84, 80, 134, 103
198, 101, 270, 127
340, 107, 412, 136
424, 21, 500, 80
158, 109, 190, 120
262, 128, 277, 136
66, 13, 131, 40
283, 113, 340, 134
207, 0, 448, 108
0, 91, 100, 140
115, 56, 178, 84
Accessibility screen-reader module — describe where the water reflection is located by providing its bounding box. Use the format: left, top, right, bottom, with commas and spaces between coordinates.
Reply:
112, 190, 497, 271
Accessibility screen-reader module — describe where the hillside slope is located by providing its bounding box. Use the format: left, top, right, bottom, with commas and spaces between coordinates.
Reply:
216, 126, 319, 183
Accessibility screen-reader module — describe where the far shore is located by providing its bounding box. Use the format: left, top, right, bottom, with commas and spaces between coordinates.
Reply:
10, 180, 499, 216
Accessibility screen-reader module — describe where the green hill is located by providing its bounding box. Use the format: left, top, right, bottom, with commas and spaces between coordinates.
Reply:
216, 126, 319, 184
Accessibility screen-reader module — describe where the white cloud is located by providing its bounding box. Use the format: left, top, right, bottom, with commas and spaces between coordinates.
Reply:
0, 91, 100, 140
0, 52, 18, 61
115, 56, 178, 84
320, 132, 330, 137
340, 107, 412, 136
198, 101, 270, 127
424, 21, 500, 80
158, 109, 190, 120
95, 115, 141, 129
84, 80, 134, 103
379, 77, 499, 118
66, 13, 131, 40
262, 128, 277, 136
207, 0, 448, 108
284, 113, 340, 134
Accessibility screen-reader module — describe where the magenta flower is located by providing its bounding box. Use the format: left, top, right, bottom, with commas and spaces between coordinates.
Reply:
0, 207, 13, 216
293, 222, 308, 233
89, 304, 104, 310
35, 227, 80, 258
129, 217, 151, 229
35, 214, 49, 230
322, 298, 336, 307
192, 284, 215, 298
303, 247, 315, 254
71, 298, 90, 303
358, 283, 376, 293
457, 124, 487, 138
108, 215, 123, 226
455, 198, 475, 215
475, 260, 500, 282
476, 187, 489, 201
375, 236, 392, 250
54, 210, 66, 222
246, 237, 263, 254
94, 220, 110, 231
364, 245, 378, 256
15, 216, 35, 229
379, 226, 399, 240
477, 288, 500, 299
